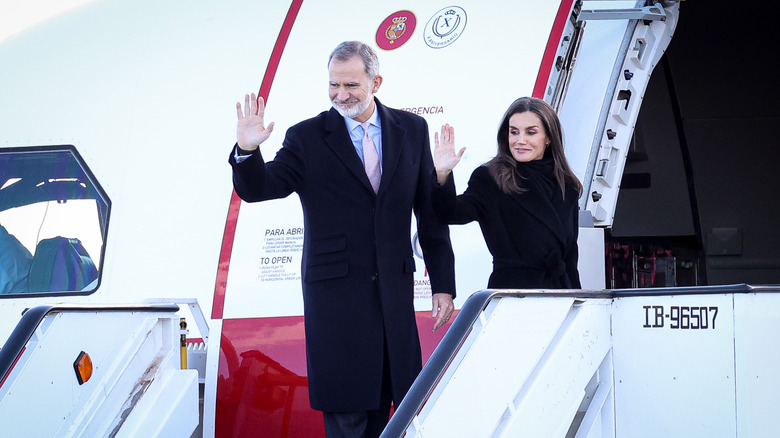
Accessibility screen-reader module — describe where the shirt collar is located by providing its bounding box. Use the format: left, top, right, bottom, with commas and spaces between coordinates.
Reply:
343, 103, 381, 133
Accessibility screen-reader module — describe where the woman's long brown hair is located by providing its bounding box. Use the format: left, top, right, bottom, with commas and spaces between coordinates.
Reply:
485, 97, 583, 198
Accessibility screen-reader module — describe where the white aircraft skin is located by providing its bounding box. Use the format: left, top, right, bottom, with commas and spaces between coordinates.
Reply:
1, 1, 677, 436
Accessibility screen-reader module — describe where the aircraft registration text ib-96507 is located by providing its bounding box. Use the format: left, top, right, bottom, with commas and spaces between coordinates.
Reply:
642, 305, 719, 330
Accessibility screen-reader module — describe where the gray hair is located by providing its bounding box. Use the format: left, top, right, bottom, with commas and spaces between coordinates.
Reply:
328, 41, 380, 80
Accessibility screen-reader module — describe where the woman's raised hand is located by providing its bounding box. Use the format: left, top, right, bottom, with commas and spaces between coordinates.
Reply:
434, 124, 465, 184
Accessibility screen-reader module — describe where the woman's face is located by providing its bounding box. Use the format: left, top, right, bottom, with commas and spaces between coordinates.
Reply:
508, 111, 548, 162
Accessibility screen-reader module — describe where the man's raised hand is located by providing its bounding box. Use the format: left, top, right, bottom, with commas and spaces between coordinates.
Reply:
236, 92, 275, 151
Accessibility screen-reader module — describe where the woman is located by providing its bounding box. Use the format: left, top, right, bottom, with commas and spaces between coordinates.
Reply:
433, 97, 583, 289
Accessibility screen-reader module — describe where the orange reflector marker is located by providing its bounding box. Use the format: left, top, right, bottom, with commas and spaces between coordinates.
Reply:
73, 351, 93, 385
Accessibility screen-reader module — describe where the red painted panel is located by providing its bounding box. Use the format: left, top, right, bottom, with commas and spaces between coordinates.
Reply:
215, 310, 457, 437
216, 317, 321, 437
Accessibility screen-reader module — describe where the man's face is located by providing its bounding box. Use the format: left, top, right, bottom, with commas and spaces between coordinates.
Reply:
328, 56, 382, 122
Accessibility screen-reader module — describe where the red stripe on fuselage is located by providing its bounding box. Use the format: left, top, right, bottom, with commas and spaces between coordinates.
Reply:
212, 0, 304, 320
532, 0, 575, 99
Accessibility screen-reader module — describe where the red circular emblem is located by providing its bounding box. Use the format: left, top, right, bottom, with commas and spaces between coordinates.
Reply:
375, 10, 416, 50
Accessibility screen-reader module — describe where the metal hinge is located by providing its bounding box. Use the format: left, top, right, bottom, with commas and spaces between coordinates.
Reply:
578, 2, 668, 22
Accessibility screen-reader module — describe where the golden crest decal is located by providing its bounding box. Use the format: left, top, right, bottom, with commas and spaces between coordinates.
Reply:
376, 10, 416, 50
385, 16, 408, 43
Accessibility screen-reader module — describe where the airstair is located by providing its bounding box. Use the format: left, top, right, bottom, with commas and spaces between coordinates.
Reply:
0, 304, 200, 437
384, 284, 780, 438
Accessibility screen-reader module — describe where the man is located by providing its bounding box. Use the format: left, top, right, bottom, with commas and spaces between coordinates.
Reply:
228, 41, 456, 437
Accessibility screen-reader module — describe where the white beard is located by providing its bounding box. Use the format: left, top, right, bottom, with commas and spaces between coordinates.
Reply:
332, 94, 372, 119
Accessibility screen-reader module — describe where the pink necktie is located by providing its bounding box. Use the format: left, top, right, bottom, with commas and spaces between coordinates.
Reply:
361, 121, 381, 193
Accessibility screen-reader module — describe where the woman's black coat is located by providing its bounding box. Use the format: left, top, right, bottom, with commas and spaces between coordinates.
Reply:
433, 163, 581, 289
